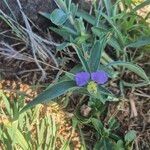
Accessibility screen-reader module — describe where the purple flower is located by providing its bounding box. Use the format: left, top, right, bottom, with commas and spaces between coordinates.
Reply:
75, 72, 90, 87
91, 71, 108, 84
75, 70, 108, 86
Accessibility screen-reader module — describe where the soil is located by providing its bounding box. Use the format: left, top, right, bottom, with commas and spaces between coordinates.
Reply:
0, 0, 58, 84
0, 0, 56, 27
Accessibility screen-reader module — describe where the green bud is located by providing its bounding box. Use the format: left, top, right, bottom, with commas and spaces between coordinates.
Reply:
87, 81, 97, 95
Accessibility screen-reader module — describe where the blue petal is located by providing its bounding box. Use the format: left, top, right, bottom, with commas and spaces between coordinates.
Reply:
75, 72, 90, 87
91, 71, 108, 84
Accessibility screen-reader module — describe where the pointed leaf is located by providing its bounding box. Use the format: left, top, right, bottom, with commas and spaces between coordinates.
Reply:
107, 61, 149, 82
20, 81, 77, 113
122, 81, 150, 87
126, 37, 150, 48
76, 10, 96, 25
7, 125, 29, 149
50, 26, 77, 39
97, 85, 114, 97
54, 0, 67, 12
39, 12, 51, 20
0, 91, 11, 115
103, 0, 112, 17
91, 118, 103, 134
56, 42, 71, 51
89, 39, 107, 72
94, 138, 113, 150
72, 44, 90, 72
133, 0, 150, 11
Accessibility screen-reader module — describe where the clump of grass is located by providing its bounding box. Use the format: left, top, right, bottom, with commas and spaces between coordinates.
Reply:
0, 80, 82, 149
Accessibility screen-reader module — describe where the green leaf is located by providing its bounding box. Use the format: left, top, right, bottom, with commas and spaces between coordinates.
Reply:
7, 124, 29, 149
74, 17, 86, 35
108, 37, 123, 53
50, 9, 69, 26
0, 91, 12, 115
74, 35, 89, 44
126, 37, 150, 48
72, 44, 90, 72
122, 81, 150, 87
91, 118, 103, 134
106, 96, 119, 102
108, 117, 120, 130
125, 130, 136, 143
89, 39, 106, 72
50, 27, 69, 39
69, 64, 83, 74
94, 138, 113, 150
88, 85, 115, 104
103, 0, 112, 17
113, 140, 125, 150
98, 64, 119, 79
20, 81, 77, 113
97, 85, 114, 97
39, 12, 51, 20
54, 0, 67, 12
109, 133, 121, 141
50, 26, 77, 39
76, 10, 96, 25
101, 13, 124, 45
56, 42, 71, 51
92, 26, 108, 37
92, 27, 123, 54
107, 61, 149, 82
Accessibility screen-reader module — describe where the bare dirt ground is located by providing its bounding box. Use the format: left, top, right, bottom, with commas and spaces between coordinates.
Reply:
0, 0, 56, 25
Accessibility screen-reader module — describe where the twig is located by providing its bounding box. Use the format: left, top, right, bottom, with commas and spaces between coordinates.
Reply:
129, 92, 138, 118
134, 92, 150, 98
135, 139, 139, 150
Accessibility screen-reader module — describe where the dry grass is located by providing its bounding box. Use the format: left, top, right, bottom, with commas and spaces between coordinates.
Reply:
0, 0, 59, 81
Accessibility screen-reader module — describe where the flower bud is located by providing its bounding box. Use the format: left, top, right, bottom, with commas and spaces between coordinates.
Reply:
87, 81, 97, 95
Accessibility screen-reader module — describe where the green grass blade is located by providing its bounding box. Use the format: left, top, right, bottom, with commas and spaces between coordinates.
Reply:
122, 81, 150, 87
103, 0, 112, 17
126, 37, 150, 48
39, 12, 51, 20
133, 0, 150, 11
0, 91, 12, 116
50, 26, 77, 39
6, 125, 29, 149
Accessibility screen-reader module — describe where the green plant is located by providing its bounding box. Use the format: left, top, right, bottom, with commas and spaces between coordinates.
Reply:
21, 0, 149, 112
91, 118, 137, 150
0, 91, 54, 149
0, 90, 82, 150
19, 2, 149, 149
